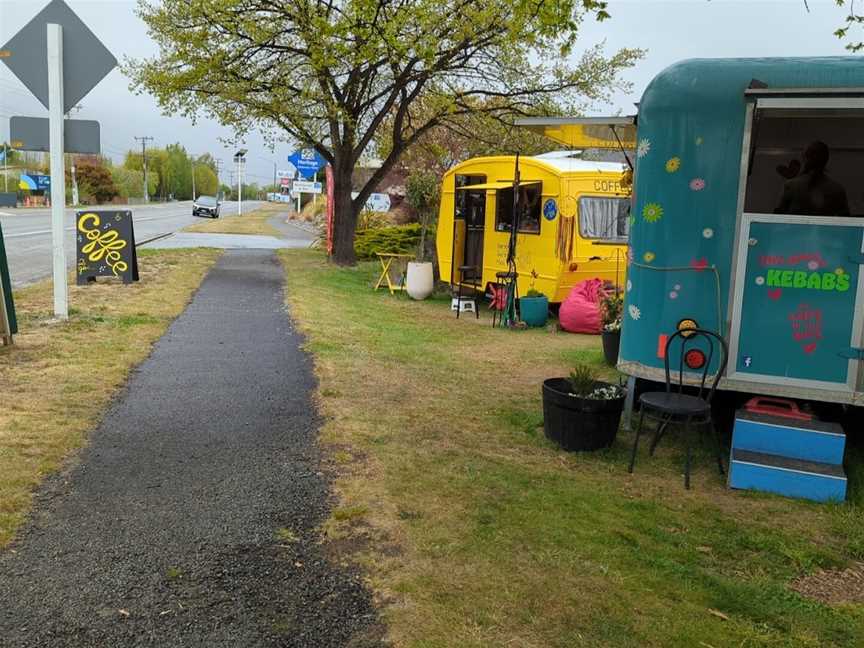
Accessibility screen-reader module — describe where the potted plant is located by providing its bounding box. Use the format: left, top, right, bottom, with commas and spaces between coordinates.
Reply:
405, 170, 439, 300
542, 364, 626, 451
600, 293, 623, 366
520, 271, 548, 327
520, 288, 549, 327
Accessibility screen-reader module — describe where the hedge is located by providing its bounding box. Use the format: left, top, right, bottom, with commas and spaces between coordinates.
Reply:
354, 223, 425, 260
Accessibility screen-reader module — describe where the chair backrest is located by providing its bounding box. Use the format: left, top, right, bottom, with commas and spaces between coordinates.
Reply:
663, 328, 729, 403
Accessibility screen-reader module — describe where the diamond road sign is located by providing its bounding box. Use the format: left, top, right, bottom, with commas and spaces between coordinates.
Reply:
0, 0, 117, 114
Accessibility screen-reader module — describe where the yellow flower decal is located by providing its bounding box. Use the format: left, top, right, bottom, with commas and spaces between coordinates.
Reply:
835, 267, 845, 275
665, 157, 681, 173
642, 202, 663, 223
643, 251, 656, 263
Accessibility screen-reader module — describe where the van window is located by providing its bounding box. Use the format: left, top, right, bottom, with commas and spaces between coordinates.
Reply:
578, 196, 630, 242
455, 175, 486, 222
744, 107, 864, 217
495, 184, 541, 234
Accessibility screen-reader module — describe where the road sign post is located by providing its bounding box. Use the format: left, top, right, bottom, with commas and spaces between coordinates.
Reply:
48, 23, 67, 319
1, 0, 117, 320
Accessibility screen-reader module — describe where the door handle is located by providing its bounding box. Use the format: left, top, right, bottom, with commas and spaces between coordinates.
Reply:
848, 253, 864, 265
838, 347, 864, 360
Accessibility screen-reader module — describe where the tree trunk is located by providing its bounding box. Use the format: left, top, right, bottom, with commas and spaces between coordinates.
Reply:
330, 159, 359, 266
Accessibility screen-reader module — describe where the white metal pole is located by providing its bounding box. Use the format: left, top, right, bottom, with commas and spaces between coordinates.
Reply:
3, 144, 7, 193
71, 163, 79, 206
237, 158, 241, 216
47, 23, 68, 320
313, 172, 317, 207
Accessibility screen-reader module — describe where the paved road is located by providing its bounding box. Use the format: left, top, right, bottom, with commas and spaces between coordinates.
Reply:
0, 250, 381, 647
0, 201, 262, 287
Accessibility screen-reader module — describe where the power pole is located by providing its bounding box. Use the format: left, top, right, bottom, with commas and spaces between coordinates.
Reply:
134, 136, 154, 202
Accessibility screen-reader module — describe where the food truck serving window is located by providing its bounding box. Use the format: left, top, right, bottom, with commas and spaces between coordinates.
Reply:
744, 107, 864, 217
578, 196, 630, 242
495, 184, 541, 234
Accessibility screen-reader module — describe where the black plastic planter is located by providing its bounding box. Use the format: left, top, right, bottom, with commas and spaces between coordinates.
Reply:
601, 330, 621, 366
542, 378, 625, 451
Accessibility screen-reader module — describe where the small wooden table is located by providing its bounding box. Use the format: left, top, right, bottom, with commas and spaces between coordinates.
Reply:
374, 252, 414, 295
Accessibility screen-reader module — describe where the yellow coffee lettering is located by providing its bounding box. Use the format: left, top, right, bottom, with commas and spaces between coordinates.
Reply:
77, 212, 129, 277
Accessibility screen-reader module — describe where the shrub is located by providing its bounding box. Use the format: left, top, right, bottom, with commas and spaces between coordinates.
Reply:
357, 209, 392, 230
600, 293, 623, 330
354, 223, 427, 260
567, 364, 596, 397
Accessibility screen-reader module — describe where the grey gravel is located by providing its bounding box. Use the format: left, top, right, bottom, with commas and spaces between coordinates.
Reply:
0, 250, 383, 647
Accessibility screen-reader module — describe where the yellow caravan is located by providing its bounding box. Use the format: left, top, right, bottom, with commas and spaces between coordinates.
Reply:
437, 151, 631, 303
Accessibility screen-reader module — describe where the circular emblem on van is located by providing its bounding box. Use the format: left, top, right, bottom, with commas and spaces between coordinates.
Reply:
543, 198, 557, 221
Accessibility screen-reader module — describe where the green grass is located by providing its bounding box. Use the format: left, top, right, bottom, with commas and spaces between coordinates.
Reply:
281, 249, 864, 647
182, 204, 284, 236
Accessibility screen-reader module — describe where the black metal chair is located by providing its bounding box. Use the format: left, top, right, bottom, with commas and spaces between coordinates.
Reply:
628, 328, 729, 489
455, 265, 480, 319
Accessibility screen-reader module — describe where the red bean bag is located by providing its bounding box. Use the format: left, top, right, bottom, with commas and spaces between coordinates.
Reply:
559, 278, 605, 334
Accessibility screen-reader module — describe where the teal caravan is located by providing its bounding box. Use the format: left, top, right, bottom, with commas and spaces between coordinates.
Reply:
620, 58, 864, 407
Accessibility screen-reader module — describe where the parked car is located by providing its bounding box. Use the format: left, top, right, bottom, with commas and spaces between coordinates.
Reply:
192, 195, 220, 218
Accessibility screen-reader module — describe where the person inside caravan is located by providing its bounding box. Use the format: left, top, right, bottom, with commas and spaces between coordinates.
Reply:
774, 141, 850, 217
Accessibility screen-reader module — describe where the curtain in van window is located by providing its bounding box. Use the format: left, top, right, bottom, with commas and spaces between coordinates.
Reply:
578, 197, 630, 241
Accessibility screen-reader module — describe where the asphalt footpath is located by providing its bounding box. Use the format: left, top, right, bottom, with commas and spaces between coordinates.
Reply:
0, 250, 382, 647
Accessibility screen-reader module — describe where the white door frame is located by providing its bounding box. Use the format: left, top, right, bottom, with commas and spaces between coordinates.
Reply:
726, 96, 864, 394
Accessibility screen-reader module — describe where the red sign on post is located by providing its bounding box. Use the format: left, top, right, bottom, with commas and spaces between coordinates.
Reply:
325, 165, 334, 256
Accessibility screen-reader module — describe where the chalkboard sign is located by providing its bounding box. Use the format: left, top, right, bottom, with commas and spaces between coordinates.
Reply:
76, 210, 139, 285
0, 221, 17, 342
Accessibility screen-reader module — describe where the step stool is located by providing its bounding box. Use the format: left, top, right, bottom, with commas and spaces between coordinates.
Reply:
728, 398, 847, 502
451, 297, 476, 314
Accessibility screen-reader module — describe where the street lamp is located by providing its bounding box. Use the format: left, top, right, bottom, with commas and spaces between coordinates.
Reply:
233, 149, 247, 215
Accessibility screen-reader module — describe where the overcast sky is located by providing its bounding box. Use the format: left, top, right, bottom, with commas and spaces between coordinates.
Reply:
0, 0, 853, 185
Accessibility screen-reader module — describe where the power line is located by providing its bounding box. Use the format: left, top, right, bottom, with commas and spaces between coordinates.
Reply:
134, 136, 154, 202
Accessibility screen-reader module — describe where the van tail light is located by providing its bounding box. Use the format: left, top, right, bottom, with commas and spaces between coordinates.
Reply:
568, 263, 579, 272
